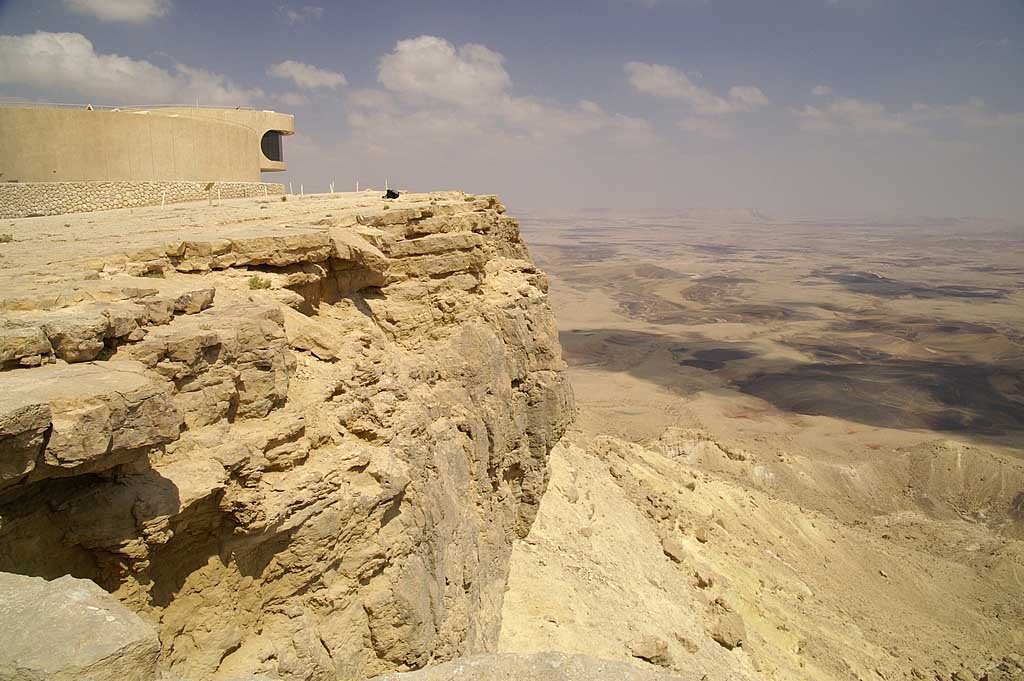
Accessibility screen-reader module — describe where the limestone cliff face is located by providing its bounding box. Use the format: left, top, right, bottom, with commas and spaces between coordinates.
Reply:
0, 192, 574, 680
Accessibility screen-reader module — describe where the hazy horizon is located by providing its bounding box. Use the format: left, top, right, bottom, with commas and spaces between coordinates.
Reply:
2, 0, 1023, 218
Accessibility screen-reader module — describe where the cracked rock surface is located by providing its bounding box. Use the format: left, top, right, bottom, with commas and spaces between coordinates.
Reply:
0, 191, 573, 681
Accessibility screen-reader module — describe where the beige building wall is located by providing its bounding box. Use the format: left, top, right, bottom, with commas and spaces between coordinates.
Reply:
151, 108, 295, 172
0, 106, 294, 183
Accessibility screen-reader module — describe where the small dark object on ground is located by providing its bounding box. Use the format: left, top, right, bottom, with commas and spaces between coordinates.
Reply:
384, 189, 400, 199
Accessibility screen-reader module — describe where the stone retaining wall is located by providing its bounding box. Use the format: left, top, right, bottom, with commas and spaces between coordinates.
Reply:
0, 181, 285, 218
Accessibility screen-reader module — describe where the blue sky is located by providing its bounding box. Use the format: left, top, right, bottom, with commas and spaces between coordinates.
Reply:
1, 0, 1023, 216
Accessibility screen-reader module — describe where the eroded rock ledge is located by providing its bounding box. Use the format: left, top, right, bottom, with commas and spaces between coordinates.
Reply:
0, 191, 574, 680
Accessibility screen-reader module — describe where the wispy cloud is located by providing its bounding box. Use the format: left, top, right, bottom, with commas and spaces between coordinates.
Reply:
792, 88, 1024, 135
623, 0, 711, 7
268, 60, 346, 89
274, 91, 308, 107
62, 0, 169, 23
976, 37, 1016, 50
677, 116, 735, 139
625, 61, 768, 115
792, 96, 918, 134
278, 4, 323, 24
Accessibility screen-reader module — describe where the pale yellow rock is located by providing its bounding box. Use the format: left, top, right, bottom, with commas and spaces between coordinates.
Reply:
370, 652, 694, 681
630, 636, 671, 666
38, 306, 110, 362
0, 572, 160, 681
0, 191, 573, 681
0, 360, 181, 488
0, 323, 52, 368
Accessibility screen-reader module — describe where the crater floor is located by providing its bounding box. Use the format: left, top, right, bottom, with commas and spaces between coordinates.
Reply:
498, 210, 1024, 681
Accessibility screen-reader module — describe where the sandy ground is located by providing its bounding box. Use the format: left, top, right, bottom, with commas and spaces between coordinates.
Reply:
499, 210, 1024, 680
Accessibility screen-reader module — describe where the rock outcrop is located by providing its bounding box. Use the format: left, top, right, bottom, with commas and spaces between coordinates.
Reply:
0, 191, 573, 680
368, 652, 694, 681
499, 431, 1024, 681
0, 572, 160, 681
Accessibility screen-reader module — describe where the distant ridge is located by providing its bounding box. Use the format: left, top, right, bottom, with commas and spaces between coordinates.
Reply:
669, 207, 771, 223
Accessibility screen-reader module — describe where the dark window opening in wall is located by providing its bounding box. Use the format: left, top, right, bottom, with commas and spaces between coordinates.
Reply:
261, 131, 283, 162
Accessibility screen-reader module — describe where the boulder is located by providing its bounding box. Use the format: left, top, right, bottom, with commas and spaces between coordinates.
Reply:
0, 572, 160, 681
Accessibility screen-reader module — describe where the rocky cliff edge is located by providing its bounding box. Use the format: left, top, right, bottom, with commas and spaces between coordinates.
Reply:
0, 191, 574, 680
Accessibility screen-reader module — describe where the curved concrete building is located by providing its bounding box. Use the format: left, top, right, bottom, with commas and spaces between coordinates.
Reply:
0, 105, 295, 217
1, 105, 294, 183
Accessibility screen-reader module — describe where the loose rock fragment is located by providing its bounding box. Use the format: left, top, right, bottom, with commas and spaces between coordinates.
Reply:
661, 536, 687, 563
707, 598, 746, 650
629, 635, 672, 666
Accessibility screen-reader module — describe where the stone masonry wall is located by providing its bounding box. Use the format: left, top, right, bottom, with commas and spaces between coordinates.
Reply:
0, 181, 285, 218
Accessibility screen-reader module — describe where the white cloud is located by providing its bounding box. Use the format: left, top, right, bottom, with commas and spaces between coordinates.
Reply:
728, 85, 769, 109
678, 116, 735, 139
268, 60, 346, 89
811, 84, 832, 97
63, 0, 169, 23
378, 35, 512, 107
279, 4, 323, 24
625, 61, 768, 115
0, 31, 263, 105
346, 36, 656, 154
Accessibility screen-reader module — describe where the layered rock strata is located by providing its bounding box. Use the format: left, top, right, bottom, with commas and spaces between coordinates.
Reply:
0, 191, 573, 680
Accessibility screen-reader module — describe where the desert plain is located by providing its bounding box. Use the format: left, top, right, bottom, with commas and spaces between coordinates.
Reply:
0, 196, 1021, 681
498, 209, 1024, 680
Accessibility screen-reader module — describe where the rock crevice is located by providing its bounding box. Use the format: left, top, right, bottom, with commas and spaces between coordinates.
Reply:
0, 191, 573, 681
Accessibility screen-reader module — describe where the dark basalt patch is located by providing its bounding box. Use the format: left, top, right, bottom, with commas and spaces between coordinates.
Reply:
693, 275, 756, 285
671, 347, 755, 371
738, 359, 1024, 435
822, 271, 1008, 300
722, 304, 811, 321
970, 264, 1024, 275
690, 244, 747, 256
